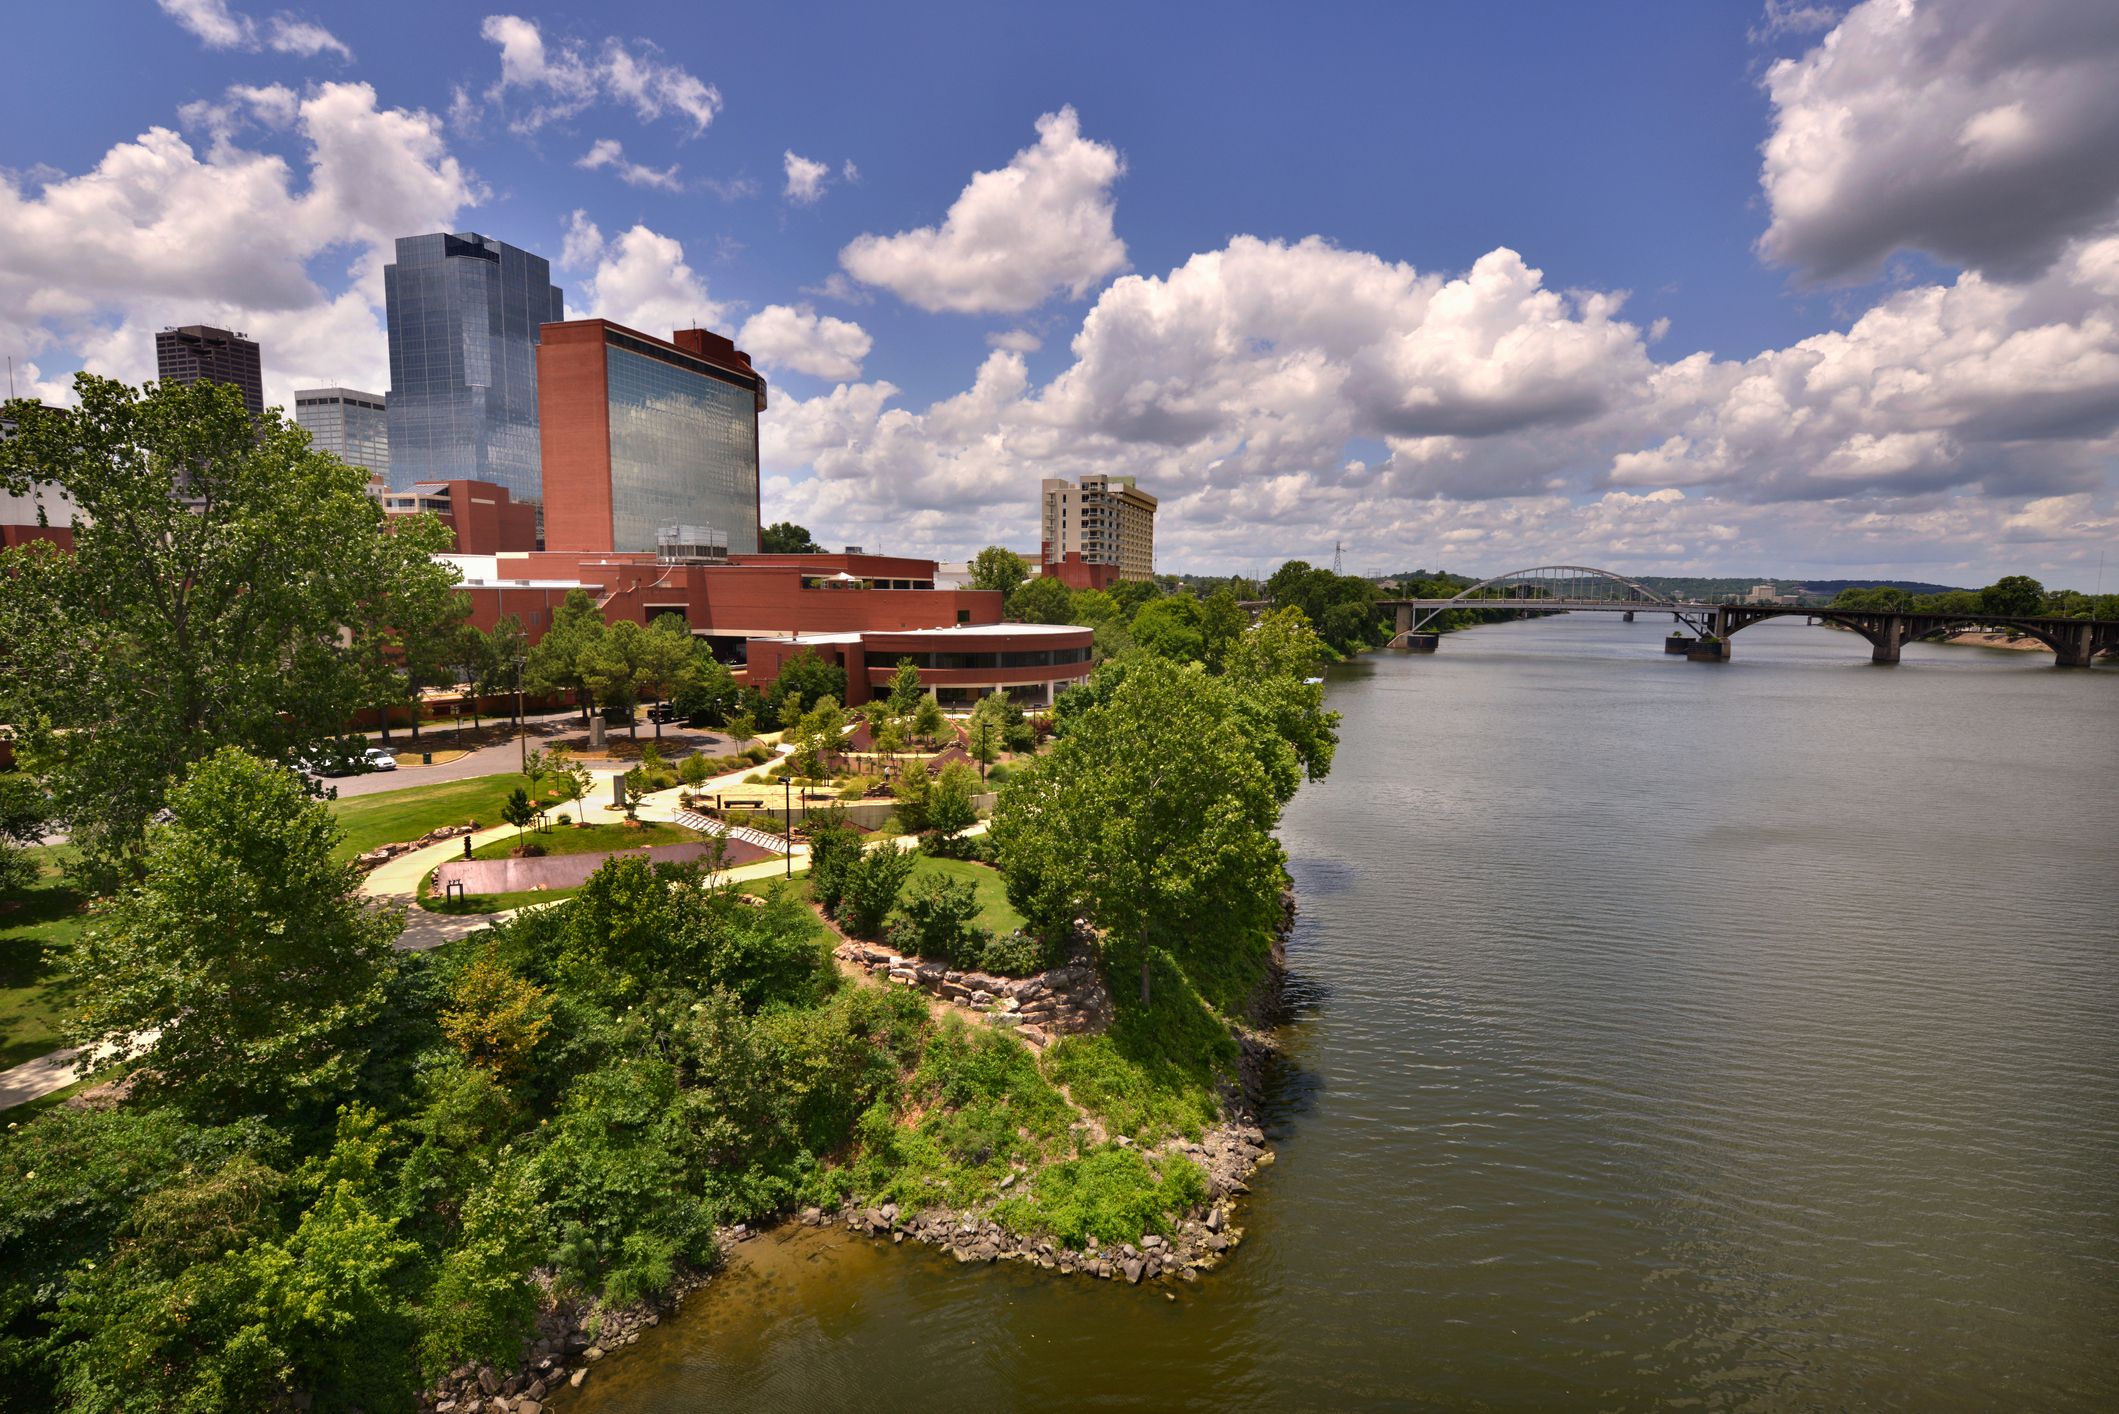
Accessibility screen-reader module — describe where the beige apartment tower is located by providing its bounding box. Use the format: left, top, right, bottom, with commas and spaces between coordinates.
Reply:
1040, 474, 1157, 583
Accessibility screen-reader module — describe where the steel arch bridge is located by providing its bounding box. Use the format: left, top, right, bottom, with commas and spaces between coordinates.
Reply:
1374, 565, 2118, 667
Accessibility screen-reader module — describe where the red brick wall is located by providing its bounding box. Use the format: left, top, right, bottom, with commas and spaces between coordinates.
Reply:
537, 323, 614, 553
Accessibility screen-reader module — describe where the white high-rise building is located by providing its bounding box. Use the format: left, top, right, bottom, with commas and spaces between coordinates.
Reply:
1040, 474, 1157, 582
294, 387, 391, 480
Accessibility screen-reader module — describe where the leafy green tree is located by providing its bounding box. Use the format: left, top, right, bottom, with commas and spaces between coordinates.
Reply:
416, 1161, 541, 1380
726, 710, 758, 753
479, 615, 530, 725
803, 807, 865, 916
72, 748, 401, 1117
767, 649, 848, 722
891, 758, 932, 835
1200, 588, 1249, 671
1108, 578, 1161, 618
886, 657, 926, 715
969, 545, 1030, 595
886, 873, 987, 967
1007, 575, 1074, 624
1222, 606, 1341, 797
838, 845, 915, 938
1131, 594, 1207, 661
1980, 574, 2046, 618
988, 656, 1287, 1004
440, 947, 551, 1082
0, 772, 50, 892
500, 786, 537, 844
550, 749, 595, 825
673, 645, 739, 726
789, 694, 847, 780
911, 695, 947, 746
926, 759, 982, 847
966, 711, 1003, 779
583, 620, 657, 739
525, 589, 609, 724
633, 614, 698, 736
0, 376, 461, 884
760, 520, 823, 553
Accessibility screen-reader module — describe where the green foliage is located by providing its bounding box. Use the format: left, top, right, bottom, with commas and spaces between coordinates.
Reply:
910, 695, 947, 745
415, 1161, 541, 1379
0, 376, 463, 885
994, 1147, 1207, 1249
671, 644, 740, 726
766, 650, 848, 723
887, 871, 989, 967
525, 589, 608, 717
837, 844, 915, 938
886, 658, 926, 715
969, 545, 1030, 596
925, 760, 982, 846
760, 521, 823, 554
1007, 575, 1074, 624
788, 694, 847, 780
500, 786, 537, 840
1130, 593, 1206, 662
804, 806, 864, 916
75, 748, 400, 1118
1980, 574, 2046, 617
1223, 607, 1340, 798
1266, 559, 1383, 653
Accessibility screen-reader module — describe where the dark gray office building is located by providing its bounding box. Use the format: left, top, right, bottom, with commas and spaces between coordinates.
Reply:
383, 232, 564, 505
155, 325, 264, 416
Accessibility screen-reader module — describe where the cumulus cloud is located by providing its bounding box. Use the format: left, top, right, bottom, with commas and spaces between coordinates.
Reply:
558, 212, 729, 335
156, 0, 352, 60
839, 106, 1127, 314
736, 304, 871, 381
576, 137, 681, 191
474, 15, 721, 135
1758, 0, 2119, 282
988, 329, 1041, 353
0, 83, 475, 406
783, 151, 830, 205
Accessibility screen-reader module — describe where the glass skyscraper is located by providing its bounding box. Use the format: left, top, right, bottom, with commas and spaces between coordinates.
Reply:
383, 233, 563, 503
293, 387, 390, 480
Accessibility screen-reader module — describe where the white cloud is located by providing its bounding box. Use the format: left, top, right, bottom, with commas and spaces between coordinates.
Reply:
558, 214, 730, 335
474, 15, 721, 135
577, 138, 681, 191
1758, 0, 2119, 282
156, 0, 351, 60
736, 304, 871, 381
839, 106, 1127, 314
987, 329, 1041, 353
0, 83, 476, 407
783, 151, 829, 205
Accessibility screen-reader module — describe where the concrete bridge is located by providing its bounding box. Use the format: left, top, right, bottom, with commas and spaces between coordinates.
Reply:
1380, 565, 2118, 667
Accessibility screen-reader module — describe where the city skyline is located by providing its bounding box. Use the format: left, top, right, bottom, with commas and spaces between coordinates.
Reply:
2, 1, 2117, 585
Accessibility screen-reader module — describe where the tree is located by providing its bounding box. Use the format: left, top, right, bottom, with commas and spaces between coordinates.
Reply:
966, 712, 1002, 779
891, 758, 932, 834
551, 750, 594, 825
1131, 594, 1207, 662
500, 786, 537, 844
988, 657, 1287, 1005
1200, 588, 1249, 672
886, 873, 987, 968
1980, 574, 2046, 618
672, 645, 739, 726
911, 695, 947, 746
0, 771, 50, 892
926, 759, 982, 847
886, 657, 926, 715
0, 376, 463, 884
760, 521, 823, 554
524, 589, 608, 725
803, 807, 864, 916
837, 845, 915, 938
440, 948, 551, 1082
1007, 575, 1074, 624
583, 620, 658, 740
1222, 606, 1341, 799
969, 545, 1030, 596
789, 695, 847, 780
479, 615, 530, 726
726, 711, 758, 753
71, 748, 401, 1116
766, 649, 847, 722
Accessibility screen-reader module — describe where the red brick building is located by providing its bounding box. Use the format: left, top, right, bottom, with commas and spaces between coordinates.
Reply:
383, 480, 538, 554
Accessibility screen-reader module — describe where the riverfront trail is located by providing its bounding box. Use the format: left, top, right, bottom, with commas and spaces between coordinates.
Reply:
573, 614, 2119, 1413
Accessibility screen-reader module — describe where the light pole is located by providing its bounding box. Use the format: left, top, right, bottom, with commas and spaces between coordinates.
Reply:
784, 775, 793, 877
514, 654, 528, 774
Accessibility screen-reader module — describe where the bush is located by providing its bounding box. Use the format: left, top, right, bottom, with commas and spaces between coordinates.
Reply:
805, 807, 864, 916
994, 1147, 1207, 1249
977, 929, 1049, 977
838, 774, 876, 801
743, 744, 773, 764
678, 754, 710, 787
837, 845, 915, 938
554, 812, 572, 827
886, 872, 988, 966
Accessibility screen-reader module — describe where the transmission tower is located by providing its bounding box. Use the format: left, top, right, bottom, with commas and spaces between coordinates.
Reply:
1332, 539, 1344, 575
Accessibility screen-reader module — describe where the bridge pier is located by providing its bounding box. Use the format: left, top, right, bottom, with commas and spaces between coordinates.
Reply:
1623, 610, 1634, 622
1664, 635, 1695, 654
1686, 638, 1729, 662
1399, 633, 1439, 653
2054, 621, 2096, 668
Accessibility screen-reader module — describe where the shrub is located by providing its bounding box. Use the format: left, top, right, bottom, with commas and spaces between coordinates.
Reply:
886, 872, 988, 966
838, 774, 876, 801
837, 845, 914, 938
977, 929, 1049, 977
678, 754, 710, 786
993, 1147, 1207, 1249
554, 812, 572, 827
805, 807, 864, 915
743, 744, 773, 764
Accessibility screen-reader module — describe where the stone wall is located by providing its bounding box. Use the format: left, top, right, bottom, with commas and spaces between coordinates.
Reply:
833, 941, 1113, 1045
356, 824, 473, 872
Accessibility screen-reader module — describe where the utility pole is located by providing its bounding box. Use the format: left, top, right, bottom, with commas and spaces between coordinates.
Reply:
514, 654, 528, 773
784, 776, 793, 877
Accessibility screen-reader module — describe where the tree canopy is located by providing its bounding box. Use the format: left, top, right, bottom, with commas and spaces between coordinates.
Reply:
760, 521, 823, 554
0, 376, 461, 882
969, 545, 1030, 595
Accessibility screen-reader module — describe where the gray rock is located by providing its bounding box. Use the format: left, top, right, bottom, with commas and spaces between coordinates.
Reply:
1141, 1234, 1163, 1249
584, 1346, 604, 1363
569, 1369, 586, 1389
478, 1369, 500, 1395
1121, 1258, 1144, 1284
1204, 1207, 1223, 1232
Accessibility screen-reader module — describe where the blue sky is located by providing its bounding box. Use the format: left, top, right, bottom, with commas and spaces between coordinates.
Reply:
4, 1, 2118, 585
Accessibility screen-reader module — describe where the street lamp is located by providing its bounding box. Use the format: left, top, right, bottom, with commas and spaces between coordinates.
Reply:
784, 775, 793, 878
514, 653, 528, 773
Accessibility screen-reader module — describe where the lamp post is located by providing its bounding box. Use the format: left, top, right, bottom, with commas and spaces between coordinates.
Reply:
514, 654, 528, 773
784, 775, 793, 878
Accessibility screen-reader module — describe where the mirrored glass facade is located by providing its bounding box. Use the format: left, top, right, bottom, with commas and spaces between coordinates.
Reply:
606, 339, 761, 555
293, 387, 389, 479
383, 233, 563, 503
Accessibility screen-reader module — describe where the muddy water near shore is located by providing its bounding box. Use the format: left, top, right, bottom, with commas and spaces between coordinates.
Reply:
572, 615, 2119, 1412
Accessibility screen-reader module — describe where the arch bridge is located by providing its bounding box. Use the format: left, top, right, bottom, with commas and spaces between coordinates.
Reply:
1378, 565, 2117, 668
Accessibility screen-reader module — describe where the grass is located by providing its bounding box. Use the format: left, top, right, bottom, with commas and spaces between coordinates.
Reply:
0, 847, 90, 1070
328, 771, 559, 862
468, 820, 701, 861
784, 855, 1023, 939
417, 878, 582, 916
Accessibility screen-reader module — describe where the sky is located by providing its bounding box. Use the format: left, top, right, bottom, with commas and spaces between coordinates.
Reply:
4, 1, 2118, 587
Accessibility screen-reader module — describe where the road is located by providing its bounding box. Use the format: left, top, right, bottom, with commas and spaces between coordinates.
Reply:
327, 710, 740, 798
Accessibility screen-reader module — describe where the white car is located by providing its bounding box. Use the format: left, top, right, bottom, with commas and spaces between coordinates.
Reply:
363, 746, 399, 772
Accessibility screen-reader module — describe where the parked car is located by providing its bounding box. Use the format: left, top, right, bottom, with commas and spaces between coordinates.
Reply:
297, 740, 369, 778
647, 703, 679, 724
363, 746, 399, 772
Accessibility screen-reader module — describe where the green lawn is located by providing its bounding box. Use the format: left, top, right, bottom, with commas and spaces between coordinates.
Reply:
468, 820, 700, 861
328, 772, 562, 862
0, 847, 91, 1069
416, 876, 582, 916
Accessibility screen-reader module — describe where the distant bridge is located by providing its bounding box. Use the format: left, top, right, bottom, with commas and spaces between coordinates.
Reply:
1377, 565, 2117, 667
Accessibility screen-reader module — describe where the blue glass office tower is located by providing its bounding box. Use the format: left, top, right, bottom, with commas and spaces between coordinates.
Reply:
383, 233, 564, 504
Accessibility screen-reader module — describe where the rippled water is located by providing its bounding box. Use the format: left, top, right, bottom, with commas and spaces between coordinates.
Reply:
577, 615, 2119, 1412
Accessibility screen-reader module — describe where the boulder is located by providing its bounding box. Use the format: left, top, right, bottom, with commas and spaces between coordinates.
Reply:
1121, 1258, 1144, 1284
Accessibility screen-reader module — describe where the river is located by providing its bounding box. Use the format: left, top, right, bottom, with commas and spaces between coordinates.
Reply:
575, 614, 2119, 1411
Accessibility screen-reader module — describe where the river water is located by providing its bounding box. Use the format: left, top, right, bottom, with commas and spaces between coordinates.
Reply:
576, 614, 2118, 1412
